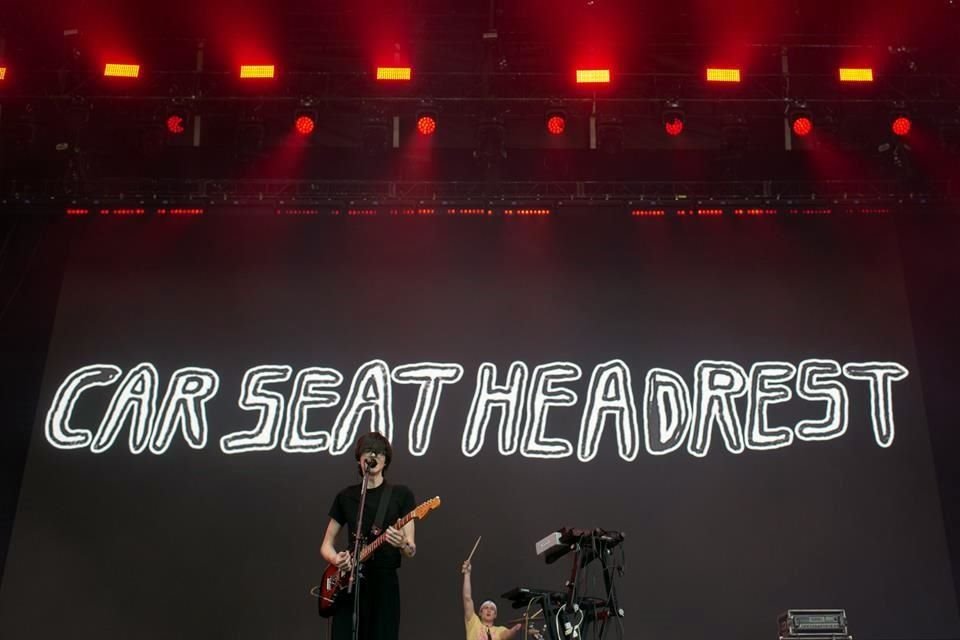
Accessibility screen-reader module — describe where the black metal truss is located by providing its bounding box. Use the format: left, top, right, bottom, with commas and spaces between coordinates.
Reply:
2, 177, 951, 209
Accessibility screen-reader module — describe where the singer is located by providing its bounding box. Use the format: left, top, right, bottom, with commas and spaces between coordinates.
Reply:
320, 433, 417, 640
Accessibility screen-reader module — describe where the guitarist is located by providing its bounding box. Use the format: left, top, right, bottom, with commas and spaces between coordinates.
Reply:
321, 433, 417, 640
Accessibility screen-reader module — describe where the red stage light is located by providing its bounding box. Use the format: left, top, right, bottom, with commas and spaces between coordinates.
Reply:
166, 114, 186, 134
892, 116, 911, 136
664, 116, 684, 136
0, 66, 7, 81
792, 116, 813, 137
546, 114, 566, 135
295, 115, 316, 135
416, 114, 437, 136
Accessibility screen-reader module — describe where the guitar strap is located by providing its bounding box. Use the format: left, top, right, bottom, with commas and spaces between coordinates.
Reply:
370, 483, 394, 536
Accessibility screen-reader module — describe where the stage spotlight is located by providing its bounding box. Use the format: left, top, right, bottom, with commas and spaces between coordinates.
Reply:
0, 66, 7, 81
891, 114, 912, 137
546, 111, 566, 135
166, 114, 186, 135
663, 103, 685, 136
416, 111, 437, 136
792, 115, 813, 137
164, 107, 190, 136
294, 110, 317, 136
788, 104, 814, 137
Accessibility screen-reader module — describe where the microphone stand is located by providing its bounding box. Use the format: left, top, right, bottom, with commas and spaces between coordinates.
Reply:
348, 458, 376, 640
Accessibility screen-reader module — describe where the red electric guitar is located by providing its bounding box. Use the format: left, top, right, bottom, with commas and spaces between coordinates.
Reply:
317, 496, 441, 617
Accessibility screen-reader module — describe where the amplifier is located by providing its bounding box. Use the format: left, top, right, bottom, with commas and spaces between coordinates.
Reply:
778, 610, 848, 637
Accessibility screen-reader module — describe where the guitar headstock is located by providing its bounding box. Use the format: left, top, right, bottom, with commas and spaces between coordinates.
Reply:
414, 496, 441, 520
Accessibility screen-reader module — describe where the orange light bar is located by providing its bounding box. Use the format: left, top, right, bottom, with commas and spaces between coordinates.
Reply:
239, 65, 275, 79
839, 67, 874, 82
376, 66, 412, 81
103, 63, 140, 78
576, 69, 611, 84
0, 66, 7, 81
706, 68, 741, 83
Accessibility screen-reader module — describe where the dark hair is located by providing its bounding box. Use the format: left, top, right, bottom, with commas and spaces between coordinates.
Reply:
354, 432, 392, 476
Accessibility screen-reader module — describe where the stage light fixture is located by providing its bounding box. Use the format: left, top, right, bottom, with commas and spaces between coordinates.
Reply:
416, 111, 437, 136
240, 64, 275, 79
164, 106, 191, 136
294, 111, 317, 135
706, 68, 741, 83
662, 103, 685, 136
546, 110, 566, 135
166, 114, 186, 135
891, 114, 912, 137
103, 63, 140, 78
376, 66, 412, 81
0, 66, 7, 81
839, 67, 874, 82
787, 103, 814, 138
792, 116, 813, 137
576, 69, 610, 84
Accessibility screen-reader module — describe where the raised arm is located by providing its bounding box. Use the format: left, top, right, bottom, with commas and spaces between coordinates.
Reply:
461, 560, 475, 622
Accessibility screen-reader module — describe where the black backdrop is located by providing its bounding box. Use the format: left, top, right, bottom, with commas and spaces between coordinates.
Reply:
0, 212, 958, 640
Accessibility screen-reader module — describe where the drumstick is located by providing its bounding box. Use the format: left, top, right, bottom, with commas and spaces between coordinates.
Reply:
465, 536, 482, 563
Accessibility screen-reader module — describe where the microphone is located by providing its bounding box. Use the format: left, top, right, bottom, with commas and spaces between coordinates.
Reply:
364, 454, 378, 472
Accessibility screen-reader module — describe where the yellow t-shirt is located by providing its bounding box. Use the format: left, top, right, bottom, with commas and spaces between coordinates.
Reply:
465, 611, 510, 640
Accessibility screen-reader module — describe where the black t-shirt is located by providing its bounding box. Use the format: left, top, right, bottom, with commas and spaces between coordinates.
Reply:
328, 482, 416, 570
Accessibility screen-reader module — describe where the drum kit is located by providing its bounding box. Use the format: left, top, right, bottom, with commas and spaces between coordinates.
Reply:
503, 610, 546, 640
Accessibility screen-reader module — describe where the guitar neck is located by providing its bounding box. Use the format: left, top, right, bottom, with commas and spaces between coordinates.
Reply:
358, 511, 415, 562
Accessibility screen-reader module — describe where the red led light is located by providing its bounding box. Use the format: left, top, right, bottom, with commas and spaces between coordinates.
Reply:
546, 115, 566, 135
376, 67, 412, 81
576, 69, 610, 84
839, 68, 874, 82
166, 115, 186, 134
706, 68, 741, 83
416, 115, 437, 136
295, 115, 315, 135
664, 117, 684, 136
103, 63, 140, 78
240, 65, 275, 79
892, 116, 911, 136
792, 116, 813, 137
